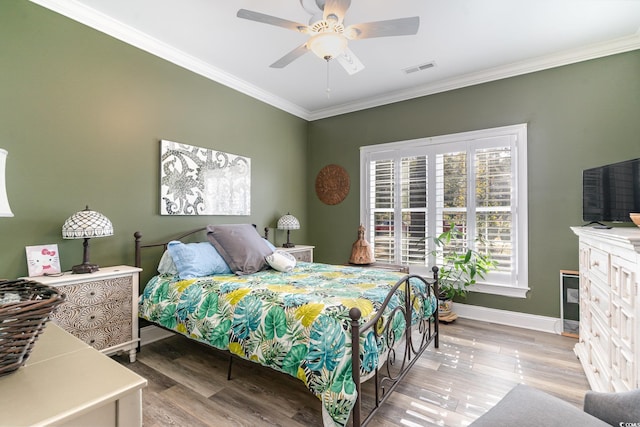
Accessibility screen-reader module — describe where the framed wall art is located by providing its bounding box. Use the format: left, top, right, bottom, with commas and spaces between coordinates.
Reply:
25, 244, 61, 277
160, 140, 251, 215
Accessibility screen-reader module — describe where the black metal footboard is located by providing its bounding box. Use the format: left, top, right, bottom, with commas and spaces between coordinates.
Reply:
349, 267, 439, 426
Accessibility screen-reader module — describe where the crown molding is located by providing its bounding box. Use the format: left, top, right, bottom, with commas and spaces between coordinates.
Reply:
30, 0, 640, 122
309, 32, 640, 120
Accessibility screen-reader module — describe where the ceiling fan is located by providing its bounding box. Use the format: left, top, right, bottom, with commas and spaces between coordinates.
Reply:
237, 0, 420, 75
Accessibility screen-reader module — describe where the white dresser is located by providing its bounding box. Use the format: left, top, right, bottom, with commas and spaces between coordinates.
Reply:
24, 265, 142, 362
571, 227, 640, 392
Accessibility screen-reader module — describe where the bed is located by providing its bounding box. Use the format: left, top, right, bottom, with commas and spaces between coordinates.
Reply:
134, 224, 439, 427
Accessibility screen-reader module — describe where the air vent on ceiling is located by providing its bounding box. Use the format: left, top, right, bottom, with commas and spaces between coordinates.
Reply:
403, 61, 436, 75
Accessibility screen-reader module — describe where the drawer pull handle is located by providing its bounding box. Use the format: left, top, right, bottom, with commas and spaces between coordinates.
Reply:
591, 296, 599, 303
591, 261, 599, 267
593, 331, 599, 337
90, 339, 96, 344
592, 366, 599, 374
89, 315, 96, 320
89, 291, 96, 296
605, 311, 611, 318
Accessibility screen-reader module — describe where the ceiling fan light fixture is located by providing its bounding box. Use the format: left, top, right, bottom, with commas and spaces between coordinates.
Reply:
308, 32, 347, 60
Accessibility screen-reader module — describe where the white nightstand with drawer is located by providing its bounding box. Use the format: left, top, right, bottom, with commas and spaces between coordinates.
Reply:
280, 245, 315, 262
24, 265, 142, 362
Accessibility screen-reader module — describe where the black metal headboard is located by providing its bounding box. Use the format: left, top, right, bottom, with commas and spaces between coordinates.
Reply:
133, 224, 268, 268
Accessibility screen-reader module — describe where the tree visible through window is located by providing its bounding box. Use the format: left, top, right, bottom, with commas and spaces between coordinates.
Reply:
360, 124, 528, 296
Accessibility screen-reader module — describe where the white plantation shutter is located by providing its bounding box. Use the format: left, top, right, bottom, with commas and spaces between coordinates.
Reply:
361, 124, 528, 297
401, 156, 427, 264
370, 159, 395, 262
475, 147, 513, 275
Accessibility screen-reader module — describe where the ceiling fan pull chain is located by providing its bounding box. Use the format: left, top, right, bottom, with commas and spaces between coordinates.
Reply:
325, 58, 331, 98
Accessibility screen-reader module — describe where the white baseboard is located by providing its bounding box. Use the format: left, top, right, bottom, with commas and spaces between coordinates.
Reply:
453, 303, 563, 334
140, 325, 174, 346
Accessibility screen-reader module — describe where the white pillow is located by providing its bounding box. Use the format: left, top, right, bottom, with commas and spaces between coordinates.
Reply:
157, 250, 178, 275
265, 250, 297, 272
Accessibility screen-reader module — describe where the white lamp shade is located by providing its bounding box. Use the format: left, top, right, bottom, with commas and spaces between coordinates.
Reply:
308, 32, 347, 60
0, 149, 13, 217
62, 207, 114, 239
277, 213, 300, 230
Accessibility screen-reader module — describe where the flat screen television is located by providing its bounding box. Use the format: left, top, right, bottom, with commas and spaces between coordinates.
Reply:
583, 158, 640, 223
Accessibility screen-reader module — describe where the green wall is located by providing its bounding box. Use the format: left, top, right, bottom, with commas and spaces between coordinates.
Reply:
0, 1, 308, 282
307, 50, 640, 318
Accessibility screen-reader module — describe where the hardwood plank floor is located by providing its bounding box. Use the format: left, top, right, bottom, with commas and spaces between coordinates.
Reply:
116, 318, 589, 426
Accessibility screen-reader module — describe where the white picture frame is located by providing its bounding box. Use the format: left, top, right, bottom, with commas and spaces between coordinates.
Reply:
25, 244, 61, 277
160, 140, 251, 215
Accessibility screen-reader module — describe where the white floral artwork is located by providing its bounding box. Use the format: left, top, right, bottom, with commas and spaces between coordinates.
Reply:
26, 244, 61, 277
160, 140, 251, 215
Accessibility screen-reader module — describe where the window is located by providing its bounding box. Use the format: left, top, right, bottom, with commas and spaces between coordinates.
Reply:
360, 124, 528, 298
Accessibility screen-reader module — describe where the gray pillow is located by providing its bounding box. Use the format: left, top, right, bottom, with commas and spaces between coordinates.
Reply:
206, 224, 273, 275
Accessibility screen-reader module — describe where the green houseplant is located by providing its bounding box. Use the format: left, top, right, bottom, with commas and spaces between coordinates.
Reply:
427, 223, 498, 310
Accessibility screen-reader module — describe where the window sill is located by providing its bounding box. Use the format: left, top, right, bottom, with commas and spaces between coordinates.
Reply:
468, 282, 529, 298
408, 266, 529, 298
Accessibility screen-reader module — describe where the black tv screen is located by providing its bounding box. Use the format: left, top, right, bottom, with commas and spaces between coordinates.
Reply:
583, 158, 640, 222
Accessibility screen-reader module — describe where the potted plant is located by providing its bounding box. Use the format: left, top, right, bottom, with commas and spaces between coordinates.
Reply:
426, 223, 498, 319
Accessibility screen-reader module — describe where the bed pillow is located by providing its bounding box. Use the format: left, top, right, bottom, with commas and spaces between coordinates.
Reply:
264, 238, 276, 252
167, 240, 232, 279
265, 250, 297, 272
206, 224, 272, 275
157, 250, 178, 275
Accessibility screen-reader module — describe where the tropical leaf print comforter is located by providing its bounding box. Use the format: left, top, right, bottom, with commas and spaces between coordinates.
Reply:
139, 262, 437, 426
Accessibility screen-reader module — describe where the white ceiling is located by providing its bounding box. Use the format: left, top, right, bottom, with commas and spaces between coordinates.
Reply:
32, 0, 640, 120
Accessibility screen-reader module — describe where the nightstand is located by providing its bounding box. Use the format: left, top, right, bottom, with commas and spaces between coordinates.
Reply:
24, 265, 142, 362
280, 245, 314, 262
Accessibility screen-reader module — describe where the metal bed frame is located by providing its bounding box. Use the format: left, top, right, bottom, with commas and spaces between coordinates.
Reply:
134, 227, 439, 426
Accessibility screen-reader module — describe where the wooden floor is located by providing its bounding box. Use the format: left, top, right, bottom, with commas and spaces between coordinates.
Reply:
116, 318, 590, 427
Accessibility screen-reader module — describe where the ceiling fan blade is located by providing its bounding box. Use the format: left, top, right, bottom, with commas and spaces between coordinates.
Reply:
300, 0, 322, 15
270, 44, 310, 68
237, 9, 308, 33
346, 16, 420, 39
323, 0, 351, 23
336, 48, 364, 75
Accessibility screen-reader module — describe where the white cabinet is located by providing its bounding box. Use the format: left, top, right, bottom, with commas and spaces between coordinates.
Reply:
25, 265, 142, 362
0, 323, 146, 426
280, 245, 314, 262
571, 227, 640, 392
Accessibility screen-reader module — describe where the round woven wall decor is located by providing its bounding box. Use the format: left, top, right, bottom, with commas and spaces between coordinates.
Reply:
315, 164, 350, 205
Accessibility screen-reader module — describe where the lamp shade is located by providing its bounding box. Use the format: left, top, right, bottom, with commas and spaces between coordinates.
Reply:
308, 32, 347, 60
277, 213, 300, 230
62, 206, 113, 274
0, 149, 13, 217
62, 206, 113, 239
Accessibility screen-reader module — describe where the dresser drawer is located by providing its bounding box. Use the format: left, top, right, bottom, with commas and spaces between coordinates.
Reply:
280, 246, 314, 263
588, 339, 612, 391
589, 313, 611, 367
587, 246, 609, 283
57, 276, 132, 308
73, 321, 133, 351
588, 279, 611, 323
290, 251, 312, 262
52, 299, 132, 332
